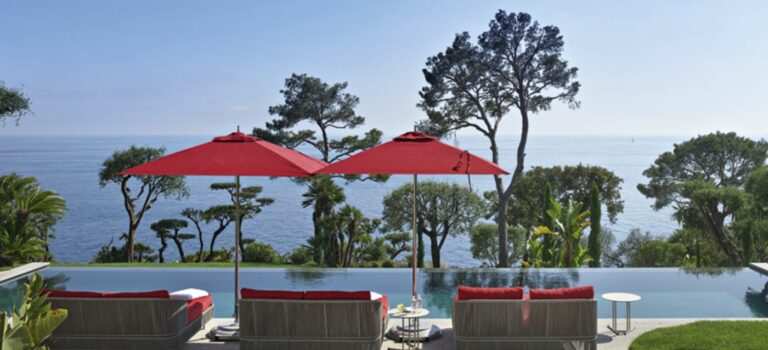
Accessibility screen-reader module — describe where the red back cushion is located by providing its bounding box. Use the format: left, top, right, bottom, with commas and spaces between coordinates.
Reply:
457, 286, 524, 300
42, 289, 105, 298
529, 286, 594, 300
241, 288, 304, 300
305, 290, 371, 300
105, 290, 170, 299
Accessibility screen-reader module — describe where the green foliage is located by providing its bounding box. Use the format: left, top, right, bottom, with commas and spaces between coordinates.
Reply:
99, 146, 189, 262
286, 246, 313, 265
253, 73, 385, 178
588, 182, 602, 267
242, 242, 280, 263
630, 321, 768, 350
418, 11, 580, 267
185, 248, 232, 263
302, 175, 346, 265
383, 181, 485, 268
629, 240, 688, 267
1, 274, 68, 350
91, 236, 156, 263
638, 132, 768, 266
470, 224, 526, 267
527, 199, 590, 267
0, 174, 66, 266
488, 165, 623, 228
0, 82, 31, 125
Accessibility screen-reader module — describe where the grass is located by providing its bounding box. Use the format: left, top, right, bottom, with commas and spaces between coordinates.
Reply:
52, 262, 297, 268
630, 321, 768, 350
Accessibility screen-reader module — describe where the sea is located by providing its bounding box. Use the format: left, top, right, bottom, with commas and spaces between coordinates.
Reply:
0, 135, 685, 266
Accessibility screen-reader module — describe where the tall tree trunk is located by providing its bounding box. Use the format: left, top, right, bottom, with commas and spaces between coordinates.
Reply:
120, 177, 136, 263
207, 225, 227, 261
429, 233, 441, 268
498, 108, 530, 267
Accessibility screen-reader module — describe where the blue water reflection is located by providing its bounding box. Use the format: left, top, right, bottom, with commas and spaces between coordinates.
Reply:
3, 267, 763, 319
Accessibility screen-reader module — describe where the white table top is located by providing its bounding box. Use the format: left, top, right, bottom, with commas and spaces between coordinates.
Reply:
388, 308, 430, 319
602, 292, 641, 302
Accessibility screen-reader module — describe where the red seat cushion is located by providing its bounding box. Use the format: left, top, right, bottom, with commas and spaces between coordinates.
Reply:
42, 289, 105, 298
456, 286, 524, 300
529, 286, 594, 300
186, 295, 213, 324
241, 288, 304, 300
305, 290, 371, 300
105, 290, 170, 299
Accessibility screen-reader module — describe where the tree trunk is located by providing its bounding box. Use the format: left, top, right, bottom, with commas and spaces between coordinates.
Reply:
172, 233, 187, 263
207, 225, 227, 262
497, 195, 509, 267
120, 177, 136, 263
429, 233, 441, 268
498, 107, 531, 267
158, 237, 167, 263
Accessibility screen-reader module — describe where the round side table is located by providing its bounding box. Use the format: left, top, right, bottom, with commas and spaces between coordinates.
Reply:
602, 292, 641, 335
387, 308, 429, 350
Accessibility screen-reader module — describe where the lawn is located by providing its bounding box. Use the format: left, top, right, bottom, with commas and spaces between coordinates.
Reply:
52, 262, 297, 268
630, 321, 768, 350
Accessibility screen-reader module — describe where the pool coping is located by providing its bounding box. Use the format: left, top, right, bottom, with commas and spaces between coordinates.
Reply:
0, 262, 49, 284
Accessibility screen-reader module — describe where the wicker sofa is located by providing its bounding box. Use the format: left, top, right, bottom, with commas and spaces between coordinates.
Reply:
43, 289, 214, 350
452, 285, 597, 350
239, 289, 389, 350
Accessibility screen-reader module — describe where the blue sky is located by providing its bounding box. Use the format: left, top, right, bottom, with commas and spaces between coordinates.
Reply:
1, 0, 767, 136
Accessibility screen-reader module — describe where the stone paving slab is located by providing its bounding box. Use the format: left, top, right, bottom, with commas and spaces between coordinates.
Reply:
184, 317, 767, 350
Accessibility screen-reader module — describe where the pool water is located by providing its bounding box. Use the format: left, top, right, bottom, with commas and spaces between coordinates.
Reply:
3, 267, 768, 319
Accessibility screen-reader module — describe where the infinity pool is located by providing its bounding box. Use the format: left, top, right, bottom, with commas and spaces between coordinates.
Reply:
2, 267, 767, 319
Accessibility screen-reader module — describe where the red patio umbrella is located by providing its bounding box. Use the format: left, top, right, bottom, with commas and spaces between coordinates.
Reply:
316, 131, 509, 299
119, 131, 326, 334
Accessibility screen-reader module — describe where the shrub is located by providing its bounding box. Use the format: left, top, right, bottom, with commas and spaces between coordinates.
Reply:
242, 242, 279, 263
381, 259, 396, 268
287, 246, 313, 265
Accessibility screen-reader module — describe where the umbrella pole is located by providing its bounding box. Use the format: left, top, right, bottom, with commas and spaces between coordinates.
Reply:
234, 175, 241, 323
412, 174, 418, 299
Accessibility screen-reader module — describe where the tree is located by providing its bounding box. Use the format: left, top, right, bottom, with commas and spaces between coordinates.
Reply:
301, 175, 346, 265
588, 182, 602, 267
383, 232, 411, 260
200, 205, 236, 261
419, 11, 580, 266
254, 74, 386, 264
99, 146, 189, 262
0, 174, 66, 266
150, 219, 193, 262
210, 183, 274, 260
638, 132, 768, 266
325, 205, 382, 267
734, 167, 768, 262
470, 223, 526, 267
383, 181, 485, 268
0, 82, 31, 125
489, 165, 623, 229
181, 208, 206, 262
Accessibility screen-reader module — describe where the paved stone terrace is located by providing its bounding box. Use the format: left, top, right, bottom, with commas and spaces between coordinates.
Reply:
183, 317, 766, 350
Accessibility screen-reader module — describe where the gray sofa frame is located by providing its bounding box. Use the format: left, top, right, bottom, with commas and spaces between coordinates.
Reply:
239, 298, 387, 350
46, 297, 214, 350
453, 299, 597, 350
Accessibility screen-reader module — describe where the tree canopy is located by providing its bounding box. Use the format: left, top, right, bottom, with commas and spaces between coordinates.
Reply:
0, 82, 31, 125
418, 10, 580, 266
99, 146, 189, 262
383, 181, 485, 267
638, 132, 768, 266
488, 165, 623, 228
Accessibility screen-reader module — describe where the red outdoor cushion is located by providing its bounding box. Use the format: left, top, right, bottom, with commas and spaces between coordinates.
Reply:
105, 290, 170, 299
304, 290, 371, 300
41, 289, 105, 298
529, 285, 594, 300
186, 295, 213, 324
241, 288, 304, 300
456, 286, 524, 300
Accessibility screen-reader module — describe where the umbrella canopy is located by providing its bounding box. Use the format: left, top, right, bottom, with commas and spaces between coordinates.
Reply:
119, 131, 326, 329
316, 131, 509, 302
119, 132, 327, 177
317, 131, 508, 175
